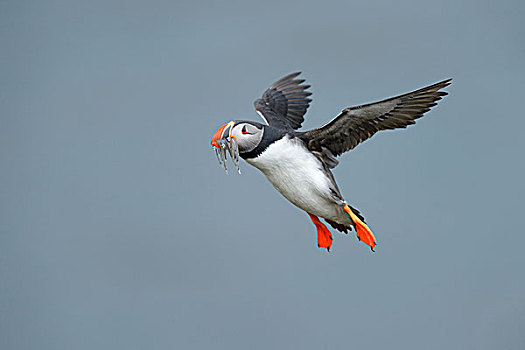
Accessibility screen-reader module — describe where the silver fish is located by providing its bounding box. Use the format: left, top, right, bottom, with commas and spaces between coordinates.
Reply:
219, 141, 228, 173
212, 137, 241, 174
214, 146, 225, 170
229, 137, 241, 174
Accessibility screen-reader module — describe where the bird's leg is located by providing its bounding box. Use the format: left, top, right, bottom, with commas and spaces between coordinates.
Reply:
307, 213, 333, 252
343, 205, 377, 251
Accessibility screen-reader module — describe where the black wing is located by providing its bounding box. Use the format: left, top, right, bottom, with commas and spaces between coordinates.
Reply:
254, 72, 312, 130
302, 79, 451, 160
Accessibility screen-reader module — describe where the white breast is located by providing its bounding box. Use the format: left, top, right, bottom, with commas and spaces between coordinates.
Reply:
246, 136, 342, 220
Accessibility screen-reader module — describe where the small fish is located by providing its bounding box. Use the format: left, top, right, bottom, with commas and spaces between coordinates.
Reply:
219, 141, 228, 173
229, 137, 241, 174
212, 137, 241, 174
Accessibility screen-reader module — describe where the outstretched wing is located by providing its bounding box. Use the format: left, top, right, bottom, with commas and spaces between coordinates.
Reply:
254, 72, 312, 130
302, 79, 452, 160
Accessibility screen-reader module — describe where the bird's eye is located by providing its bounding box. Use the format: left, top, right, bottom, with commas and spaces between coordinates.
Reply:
242, 125, 248, 134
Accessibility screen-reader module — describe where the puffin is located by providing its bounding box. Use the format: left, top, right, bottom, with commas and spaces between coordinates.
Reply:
210, 72, 451, 252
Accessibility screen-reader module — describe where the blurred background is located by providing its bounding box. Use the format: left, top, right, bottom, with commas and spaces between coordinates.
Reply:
1, 0, 524, 349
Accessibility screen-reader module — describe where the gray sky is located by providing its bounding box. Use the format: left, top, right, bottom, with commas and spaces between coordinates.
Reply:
1, 0, 524, 349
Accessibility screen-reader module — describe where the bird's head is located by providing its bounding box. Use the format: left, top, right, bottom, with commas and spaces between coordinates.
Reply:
210, 120, 264, 173
211, 121, 264, 152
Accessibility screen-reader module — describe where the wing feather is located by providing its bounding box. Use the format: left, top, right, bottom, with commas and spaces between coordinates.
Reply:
254, 72, 312, 130
302, 79, 451, 158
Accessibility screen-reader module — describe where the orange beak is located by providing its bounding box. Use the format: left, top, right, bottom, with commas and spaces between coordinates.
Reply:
211, 121, 234, 147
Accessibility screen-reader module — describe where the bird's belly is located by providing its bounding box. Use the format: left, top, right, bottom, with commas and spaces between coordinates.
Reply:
266, 170, 338, 218
246, 137, 342, 220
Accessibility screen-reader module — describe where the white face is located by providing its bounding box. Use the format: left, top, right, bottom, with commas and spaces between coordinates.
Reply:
230, 123, 264, 153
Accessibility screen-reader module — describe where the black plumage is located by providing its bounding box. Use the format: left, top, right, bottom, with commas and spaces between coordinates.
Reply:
253, 73, 451, 168
254, 72, 312, 130
301, 78, 452, 158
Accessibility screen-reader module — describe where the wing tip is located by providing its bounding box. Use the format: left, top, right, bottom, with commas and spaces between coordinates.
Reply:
270, 71, 302, 88
435, 77, 453, 88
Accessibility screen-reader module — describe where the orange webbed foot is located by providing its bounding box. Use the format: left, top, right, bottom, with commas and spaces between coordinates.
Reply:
308, 213, 333, 251
343, 205, 377, 251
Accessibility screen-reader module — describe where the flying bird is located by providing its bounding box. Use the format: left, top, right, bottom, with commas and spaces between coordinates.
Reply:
211, 72, 451, 252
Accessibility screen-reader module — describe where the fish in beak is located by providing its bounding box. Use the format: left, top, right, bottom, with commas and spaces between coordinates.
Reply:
210, 121, 240, 174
